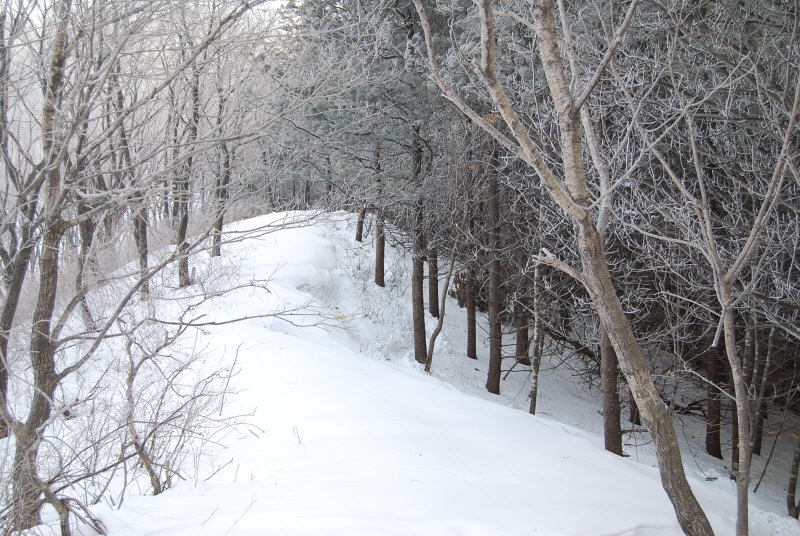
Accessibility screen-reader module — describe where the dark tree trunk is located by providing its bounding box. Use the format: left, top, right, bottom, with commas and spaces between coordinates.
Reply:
600, 326, 623, 456
176, 181, 191, 287
375, 215, 385, 287
75, 206, 96, 327
177, 68, 200, 288
212, 142, 231, 258
629, 395, 641, 426
133, 206, 149, 297
704, 348, 723, 459
753, 400, 766, 456
466, 270, 477, 359
355, 207, 366, 242
788, 440, 800, 518
412, 228, 427, 364
325, 154, 333, 196
486, 154, 502, 395
411, 127, 426, 364
515, 300, 531, 366
428, 247, 439, 318
731, 396, 740, 477
374, 144, 384, 287
13, 222, 63, 530
0, 200, 37, 438
12, 7, 70, 525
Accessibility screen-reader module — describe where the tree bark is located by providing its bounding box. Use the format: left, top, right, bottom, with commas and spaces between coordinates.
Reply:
465, 269, 477, 359
133, 206, 149, 297
704, 348, 723, 460
788, 440, 800, 518
12, 2, 71, 525
600, 326, 623, 456
177, 66, 200, 288
428, 247, 439, 318
411, 126, 426, 364
355, 207, 366, 242
212, 142, 231, 258
374, 145, 384, 287
486, 152, 502, 395
515, 299, 531, 366
375, 214, 385, 287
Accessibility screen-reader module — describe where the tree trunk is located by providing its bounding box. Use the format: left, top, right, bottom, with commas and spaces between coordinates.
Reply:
486, 154, 502, 395
411, 126, 426, 364
375, 214, 385, 287
466, 269, 477, 359
133, 206, 149, 297
731, 396, 740, 475
428, 247, 439, 318
600, 326, 623, 456
355, 207, 366, 242
528, 323, 544, 415
75, 207, 96, 327
12, 3, 71, 526
212, 142, 231, 258
374, 144, 384, 287
13, 223, 63, 530
528, 258, 543, 415
515, 300, 531, 366
412, 227, 427, 364
704, 348, 723, 459
629, 395, 641, 426
0, 201, 38, 439
177, 67, 201, 288
788, 440, 800, 519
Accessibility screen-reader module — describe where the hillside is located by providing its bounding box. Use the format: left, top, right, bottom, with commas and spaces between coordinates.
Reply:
60, 212, 800, 536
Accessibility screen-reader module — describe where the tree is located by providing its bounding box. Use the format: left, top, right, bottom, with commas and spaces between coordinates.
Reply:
0, 1, 275, 531
412, 0, 714, 533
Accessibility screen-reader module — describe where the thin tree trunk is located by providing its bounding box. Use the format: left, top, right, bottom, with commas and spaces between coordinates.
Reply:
705, 348, 723, 459
177, 67, 200, 288
0, 198, 38, 439
425, 246, 457, 373
411, 126, 426, 364
14, 223, 63, 529
428, 247, 439, 318
375, 215, 385, 287
374, 143, 384, 287
788, 440, 800, 518
355, 207, 366, 242
486, 151, 502, 395
466, 269, 477, 359
133, 206, 149, 297
600, 326, 623, 456
515, 299, 531, 366
752, 326, 775, 457
629, 395, 641, 425
212, 142, 231, 258
529, 323, 544, 415
731, 395, 740, 475
529, 259, 543, 415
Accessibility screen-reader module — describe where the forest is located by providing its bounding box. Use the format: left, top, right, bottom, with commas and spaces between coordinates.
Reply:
0, 1, 798, 535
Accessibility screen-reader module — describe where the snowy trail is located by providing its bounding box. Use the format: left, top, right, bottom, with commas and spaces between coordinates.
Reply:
88, 213, 798, 536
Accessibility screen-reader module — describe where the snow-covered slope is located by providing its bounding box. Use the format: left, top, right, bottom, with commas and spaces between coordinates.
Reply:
84, 212, 798, 536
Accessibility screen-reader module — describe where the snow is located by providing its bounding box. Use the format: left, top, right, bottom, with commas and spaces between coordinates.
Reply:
36, 212, 800, 535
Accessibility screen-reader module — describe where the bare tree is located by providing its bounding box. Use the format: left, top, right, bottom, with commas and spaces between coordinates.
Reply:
412, 0, 714, 533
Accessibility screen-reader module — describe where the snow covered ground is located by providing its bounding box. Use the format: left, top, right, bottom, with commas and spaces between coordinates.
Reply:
44, 212, 800, 535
